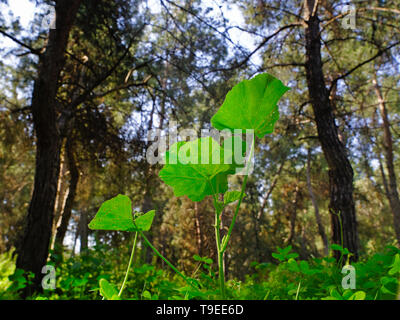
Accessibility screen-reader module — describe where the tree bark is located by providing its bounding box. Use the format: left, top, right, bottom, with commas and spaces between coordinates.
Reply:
16, 0, 82, 293
54, 139, 80, 250
372, 75, 400, 245
52, 146, 69, 240
303, 0, 359, 261
71, 215, 80, 257
79, 211, 88, 253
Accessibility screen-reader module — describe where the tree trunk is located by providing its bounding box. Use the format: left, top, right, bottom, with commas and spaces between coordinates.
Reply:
54, 139, 79, 250
79, 211, 88, 253
373, 75, 400, 245
71, 216, 80, 258
306, 148, 329, 255
303, 0, 359, 261
16, 0, 82, 294
52, 145, 69, 240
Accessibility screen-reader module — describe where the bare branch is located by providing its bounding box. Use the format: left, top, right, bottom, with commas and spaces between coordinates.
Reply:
0, 28, 42, 55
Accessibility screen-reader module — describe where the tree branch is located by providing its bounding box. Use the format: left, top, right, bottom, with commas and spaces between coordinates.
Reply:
329, 41, 400, 93
0, 28, 42, 55
93, 75, 152, 99
209, 23, 303, 73
322, 6, 400, 31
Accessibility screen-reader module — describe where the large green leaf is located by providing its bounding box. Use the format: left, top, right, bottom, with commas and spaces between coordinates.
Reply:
221, 135, 248, 174
211, 73, 290, 138
159, 137, 235, 201
88, 195, 155, 232
88, 194, 136, 231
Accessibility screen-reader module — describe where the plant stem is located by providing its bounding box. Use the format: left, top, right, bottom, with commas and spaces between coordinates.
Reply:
217, 249, 225, 298
138, 230, 197, 289
295, 281, 301, 300
118, 231, 138, 297
210, 136, 256, 299
211, 196, 225, 298
221, 136, 255, 252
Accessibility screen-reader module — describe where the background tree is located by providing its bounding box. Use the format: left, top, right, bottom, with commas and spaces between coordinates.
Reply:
0, 0, 399, 296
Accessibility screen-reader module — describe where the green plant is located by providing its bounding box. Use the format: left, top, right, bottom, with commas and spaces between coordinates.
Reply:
0, 249, 16, 295
87, 73, 289, 299
88, 194, 197, 299
159, 73, 289, 297
81, 74, 400, 301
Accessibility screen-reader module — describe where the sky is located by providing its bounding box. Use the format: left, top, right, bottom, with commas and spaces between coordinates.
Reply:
1, 0, 36, 45
0, 0, 261, 63
1, 0, 36, 25
0, 0, 39, 83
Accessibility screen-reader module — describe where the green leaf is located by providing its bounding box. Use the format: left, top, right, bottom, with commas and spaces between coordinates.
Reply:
287, 258, 300, 272
348, 291, 366, 300
281, 245, 292, 255
330, 244, 350, 255
193, 254, 202, 262
389, 254, 400, 275
380, 276, 397, 295
287, 252, 300, 260
133, 210, 155, 231
380, 276, 397, 286
142, 290, 152, 299
321, 296, 337, 300
221, 135, 248, 174
88, 195, 136, 231
211, 73, 290, 138
193, 254, 213, 265
342, 289, 354, 300
159, 137, 232, 201
271, 252, 283, 262
223, 191, 244, 205
330, 289, 344, 300
380, 285, 396, 295
272, 246, 298, 262
330, 244, 345, 253
299, 261, 310, 274
363, 281, 377, 289
89, 195, 155, 232
99, 279, 118, 300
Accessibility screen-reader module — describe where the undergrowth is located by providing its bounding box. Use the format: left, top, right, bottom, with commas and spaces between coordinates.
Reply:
1, 244, 399, 300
